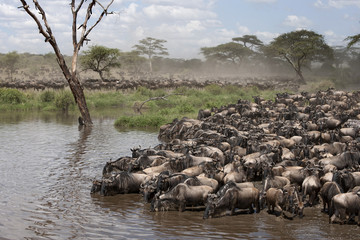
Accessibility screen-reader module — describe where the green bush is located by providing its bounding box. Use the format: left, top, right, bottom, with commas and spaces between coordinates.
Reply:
204, 84, 222, 95
177, 103, 195, 114
55, 90, 74, 112
136, 86, 153, 97
40, 90, 55, 102
316, 79, 335, 90
114, 114, 166, 128
0, 88, 26, 104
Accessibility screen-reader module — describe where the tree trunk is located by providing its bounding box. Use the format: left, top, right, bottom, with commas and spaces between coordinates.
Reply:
57, 54, 92, 125
68, 74, 92, 125
98, 70, 105, 81
19, 0, 115, 126
149, 56, 153, 73
296, 69, 306, 85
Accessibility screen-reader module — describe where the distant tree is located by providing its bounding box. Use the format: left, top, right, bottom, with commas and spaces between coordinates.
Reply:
80, 45, 121, 81
232, 35, 263, 50
346, 34, 360, 48
267, 29, 333, 84
132, 37, 168, 72
183, 59, 203, 71
19, 0, 116, 125
2, 51, 20, 81
120, 51, 147, 75
200, 42, 252, 65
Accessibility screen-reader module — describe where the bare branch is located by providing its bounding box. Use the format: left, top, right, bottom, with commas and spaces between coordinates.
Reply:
75, 0, 85, 13
19, 0, 50, 41
78, 0, 115, 49
134, 93, 184, 114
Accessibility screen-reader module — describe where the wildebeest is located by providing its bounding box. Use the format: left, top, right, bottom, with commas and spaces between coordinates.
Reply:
333, 170, 360, 192
266, 187, 287, 216
319, 151, 360, 170
319, 181, 343, 213
102, 157, 135, 177
140, 171, 189, 202
151, 183, 214, 212
203, 187, 260, 219
283, 184, 304, 218
100, 172, 151, 196
223, 165, 247, 184
281, 166, 310, 187
302, 173, 321, 206
90, 179, 102, 194
329, 191, 360, 225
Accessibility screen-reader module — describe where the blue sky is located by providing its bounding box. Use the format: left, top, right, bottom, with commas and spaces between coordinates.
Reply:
1, 0, 360, 59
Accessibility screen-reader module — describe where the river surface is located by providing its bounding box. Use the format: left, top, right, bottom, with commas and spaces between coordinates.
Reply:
0, 111, 359, 239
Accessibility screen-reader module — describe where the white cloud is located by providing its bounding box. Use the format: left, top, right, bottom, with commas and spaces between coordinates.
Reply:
237, 25, 250, 35
216, 28, 236, 38
118, 3, 139, 23
323, 32, 348, 46
255, 31, 279, 43
324, 30, 335, 36
283, 15, 312, 29
154, 21, 205, 38
314, 0, 327, 8
329, 0, 360, 8
245, 0, 277, 3
314, 0, 360, 8
143, 0, 216, 9
134, 26, 145, 38
143, 4, 216, 20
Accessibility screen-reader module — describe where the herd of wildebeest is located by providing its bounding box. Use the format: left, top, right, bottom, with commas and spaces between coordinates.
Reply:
91, 88, 360, 225
0, 75, 299, 91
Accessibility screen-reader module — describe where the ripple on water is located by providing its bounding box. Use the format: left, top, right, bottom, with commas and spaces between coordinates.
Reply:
2, 115, 360, 239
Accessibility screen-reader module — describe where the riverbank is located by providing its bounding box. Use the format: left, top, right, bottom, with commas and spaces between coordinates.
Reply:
0, 78, 338, 128
0, 85, 280, 128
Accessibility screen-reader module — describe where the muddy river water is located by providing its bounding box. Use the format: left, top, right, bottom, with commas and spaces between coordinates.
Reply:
0, 111, 359, 239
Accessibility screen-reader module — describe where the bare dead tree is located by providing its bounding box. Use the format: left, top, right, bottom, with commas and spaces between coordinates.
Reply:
19, 0, 115, 125
134, 93, 183, 114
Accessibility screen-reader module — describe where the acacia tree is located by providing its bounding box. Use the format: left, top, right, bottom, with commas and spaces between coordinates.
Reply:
2, 51, 20, 81
346, 34, 360, 48
267, 29, 333, 84
120, 50, 147, 76
200, 42, 252, 65
232, 35, 263, 50
132, 37, 168, 73
19, 0, 116, 125
80, 45, 121, 81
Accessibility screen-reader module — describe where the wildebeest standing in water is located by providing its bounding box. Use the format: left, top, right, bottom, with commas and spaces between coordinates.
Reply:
151, 183, 214, 212
203, 187, 260, 219
96, 172, 151, 196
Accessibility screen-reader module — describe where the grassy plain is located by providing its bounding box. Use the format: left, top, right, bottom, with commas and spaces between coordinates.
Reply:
0, 75, 340, 128
0, 85, 283, 128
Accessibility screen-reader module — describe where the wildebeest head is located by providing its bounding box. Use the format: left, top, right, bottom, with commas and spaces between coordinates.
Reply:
130, 146, 142, 158
100, 177, 118, 196
90, 179, 102, 194
203, 189, 234, 219
284, 185, 304, 218
102, 157, 134, 177
203, 201, 217, 219
338, 170, 355, 192
140, 179, 157, 202
102, 161, 116, 178
150, 198, 179, 212
100, 172, 136, 196
135, 155, 152, 170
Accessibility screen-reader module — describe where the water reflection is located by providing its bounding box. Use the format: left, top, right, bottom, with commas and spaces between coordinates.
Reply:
13, 114, 160, 239
25, 124, 100, 239
2, 112, 360, 239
